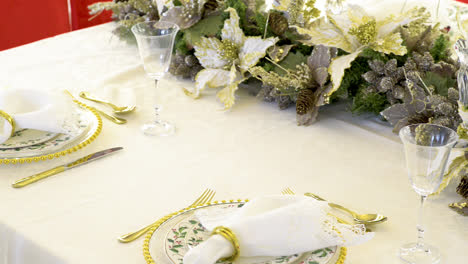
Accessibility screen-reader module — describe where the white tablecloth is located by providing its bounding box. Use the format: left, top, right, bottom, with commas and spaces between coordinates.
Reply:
0, 15, 467, 264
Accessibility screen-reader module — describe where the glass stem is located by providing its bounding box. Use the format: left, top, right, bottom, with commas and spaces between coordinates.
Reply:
417, 195, 427, 248
154, 79, 160, 124
400, 0, 407, 13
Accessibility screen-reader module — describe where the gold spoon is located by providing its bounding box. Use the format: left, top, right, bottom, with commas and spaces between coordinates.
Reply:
79, 91, 136, 114
305, 192, 388, 225
92, 107, 127, 125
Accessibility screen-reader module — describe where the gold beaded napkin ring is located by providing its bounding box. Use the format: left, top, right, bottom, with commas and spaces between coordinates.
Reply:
211, 226, 240, 262
0, 110, 16, 137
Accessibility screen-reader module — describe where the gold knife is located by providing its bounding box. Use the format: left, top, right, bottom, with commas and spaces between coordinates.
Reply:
12, 147, 123, 188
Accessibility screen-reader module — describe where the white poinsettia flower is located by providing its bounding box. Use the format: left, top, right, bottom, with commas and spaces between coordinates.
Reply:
184, 8, 278, 110
294, 4, 414, 103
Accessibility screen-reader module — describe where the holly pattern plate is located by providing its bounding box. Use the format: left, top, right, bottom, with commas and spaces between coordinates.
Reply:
0, 106, 93, 158
146, 201, 343, 264
0, 129, 58, 149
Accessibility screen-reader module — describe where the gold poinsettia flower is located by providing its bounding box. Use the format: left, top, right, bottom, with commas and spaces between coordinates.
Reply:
275, 0, 325, 26
294, 4, 415, 103
184, 8, 278, 110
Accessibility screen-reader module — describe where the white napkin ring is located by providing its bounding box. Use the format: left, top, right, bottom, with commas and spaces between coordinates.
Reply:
0, 110, 15, 137
211, 226, 240, 262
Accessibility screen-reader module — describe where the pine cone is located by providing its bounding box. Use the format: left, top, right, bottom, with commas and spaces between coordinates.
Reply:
269, 12, 289, 36
257, 84, 276, 102
296, 88, 315, 115
278, 95, 293, 110
457, 176, 468, 199
175, 64, 191, 78
368, 60, 385, 75
185, 55, 199, 67
203, 0, 219, 12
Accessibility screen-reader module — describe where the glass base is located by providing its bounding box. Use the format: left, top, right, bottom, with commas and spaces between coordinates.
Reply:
399, 242, 441, 264
141, 121, 175, 137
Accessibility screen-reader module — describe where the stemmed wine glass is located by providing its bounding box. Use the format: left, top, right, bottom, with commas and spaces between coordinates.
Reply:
131, 21, 179, 136
399, 124, 458, 264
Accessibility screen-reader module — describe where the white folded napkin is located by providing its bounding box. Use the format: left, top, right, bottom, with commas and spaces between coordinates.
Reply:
184, 195, 374, 264
0, 89, 72, 144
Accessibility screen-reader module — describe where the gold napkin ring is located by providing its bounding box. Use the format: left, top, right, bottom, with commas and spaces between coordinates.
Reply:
211, 226, 240, 262
0, 110, 15, 137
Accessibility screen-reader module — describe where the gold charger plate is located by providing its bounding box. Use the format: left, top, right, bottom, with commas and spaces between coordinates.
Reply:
143, 200, 346, 264
0, 100, 102, 164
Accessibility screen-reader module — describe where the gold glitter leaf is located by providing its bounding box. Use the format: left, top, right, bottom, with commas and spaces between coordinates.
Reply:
184, 68, 232, 98
294, 21, 353, 52
327, 49, 362, 103
194, 37, 229, 69
221, 7, 245, 47
216, 65, 244, 110
238, 37, 278, 73
372, 32, 407, 56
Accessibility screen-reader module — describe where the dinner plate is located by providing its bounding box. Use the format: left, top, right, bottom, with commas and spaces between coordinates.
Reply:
144, 200, 346, 264
0, 129, 58, 149
0, 100, 102, 164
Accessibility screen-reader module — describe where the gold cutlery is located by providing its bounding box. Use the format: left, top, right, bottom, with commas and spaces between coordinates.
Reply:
281, 188, 353, 225
304, 192, 387, 225
65, 90, 127, 124
79, 91, 136, 114
282, 188, 386, 228
118, 188, 216, 243
12, 147, 123, 188
91, 106, 127, 125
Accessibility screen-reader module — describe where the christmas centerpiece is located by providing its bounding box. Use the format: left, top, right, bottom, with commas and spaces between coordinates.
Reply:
89, 0, 467, 207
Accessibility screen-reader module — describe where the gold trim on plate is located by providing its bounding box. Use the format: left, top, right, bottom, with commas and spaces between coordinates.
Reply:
0, 99, 102, 165
142, 199, 347, 264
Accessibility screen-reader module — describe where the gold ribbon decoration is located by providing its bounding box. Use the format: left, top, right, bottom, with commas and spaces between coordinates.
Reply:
211, 226, 240, 262
0, 110, 16, 137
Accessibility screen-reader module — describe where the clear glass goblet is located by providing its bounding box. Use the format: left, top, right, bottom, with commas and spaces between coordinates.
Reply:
399, 124, 458, 264
131, 21, 179, 136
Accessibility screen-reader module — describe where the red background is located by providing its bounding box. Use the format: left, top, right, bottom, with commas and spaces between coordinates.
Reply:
0, 0, 112, 51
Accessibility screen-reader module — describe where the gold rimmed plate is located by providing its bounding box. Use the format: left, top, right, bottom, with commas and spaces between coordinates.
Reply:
143, 200, 346, 264
0, 129, 59, 149
0, 100, 102, 164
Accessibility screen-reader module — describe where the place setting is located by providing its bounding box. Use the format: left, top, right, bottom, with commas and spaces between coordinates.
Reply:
117, 188, 388, 264
0, 89, 103, 164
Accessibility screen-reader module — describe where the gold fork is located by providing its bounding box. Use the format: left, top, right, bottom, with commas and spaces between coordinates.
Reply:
118, 189, 216, 243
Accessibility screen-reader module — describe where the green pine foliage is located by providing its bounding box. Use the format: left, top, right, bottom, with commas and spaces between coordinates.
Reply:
351, 85, 389, 114
430, 34, 450, 62
331, 56, 370, 101
422, 71, 456, 96
175, 32, 190, 55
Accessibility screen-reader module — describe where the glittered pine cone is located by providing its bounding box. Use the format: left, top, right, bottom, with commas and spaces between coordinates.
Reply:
269, 12, 289, 36
296, 88, 315, 115
457, 176, 468, 199
203, 0, 219, 12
